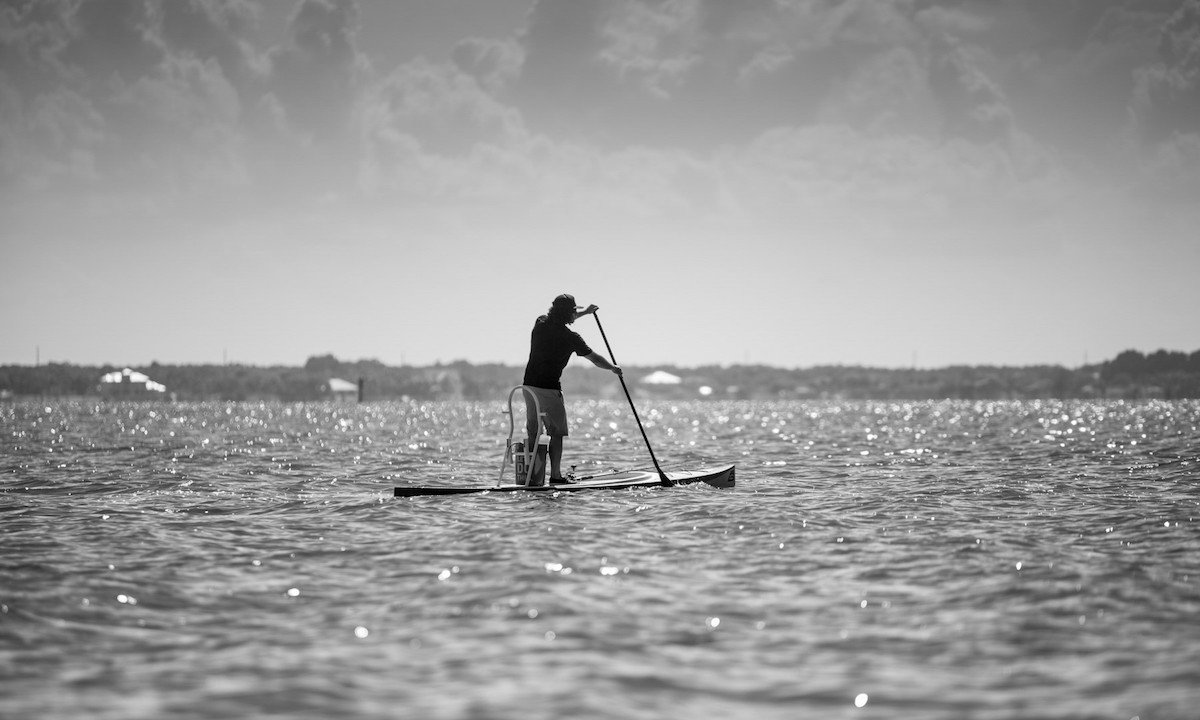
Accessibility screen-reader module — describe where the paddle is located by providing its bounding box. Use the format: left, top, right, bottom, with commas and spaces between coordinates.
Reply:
591, 311, 673, 486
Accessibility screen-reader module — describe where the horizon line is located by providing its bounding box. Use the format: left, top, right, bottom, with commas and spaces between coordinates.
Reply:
7, 350, 1198, 374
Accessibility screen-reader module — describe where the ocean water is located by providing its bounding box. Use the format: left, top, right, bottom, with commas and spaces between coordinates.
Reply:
2, 398, 1198, 720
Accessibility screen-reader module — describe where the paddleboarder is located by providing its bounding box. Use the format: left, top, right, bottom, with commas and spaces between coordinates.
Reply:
523, 294, 622, 483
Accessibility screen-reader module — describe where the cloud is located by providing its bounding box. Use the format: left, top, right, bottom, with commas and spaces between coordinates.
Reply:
160, 0, 264, 92
117, 53, 248, 188
357, 54, 718, 219
503, 0, 1044, 150
499, 0, 1068, 227
816, 44, 938, 135
0, 0, 101, 189
63, 0, 166, 85
1132, 0, 1200, 198
358, 57, 532, 198
518, 0, 611, 95
714, 123, 1065, 245
0, 0, 370, 198
0, 84, 104, 190
1134, 0, 1200, 142
451, 36, 523, 95
265, 0, 365, 142
1, 0, 1195, 223
928, 38, 1015, 144
0, 0, 255, 194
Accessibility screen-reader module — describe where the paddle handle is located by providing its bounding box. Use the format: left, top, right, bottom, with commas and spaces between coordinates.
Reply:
593, 312, 672, 485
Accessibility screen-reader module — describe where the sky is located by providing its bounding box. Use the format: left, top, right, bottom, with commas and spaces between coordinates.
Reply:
2, 0, 1198, 371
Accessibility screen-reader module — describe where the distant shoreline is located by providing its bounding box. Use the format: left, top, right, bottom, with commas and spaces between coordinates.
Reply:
3, 349, 1197, 401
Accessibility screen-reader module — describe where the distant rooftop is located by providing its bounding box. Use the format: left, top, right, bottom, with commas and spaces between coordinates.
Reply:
100, 368, 166, 393
326, 378, 358, 393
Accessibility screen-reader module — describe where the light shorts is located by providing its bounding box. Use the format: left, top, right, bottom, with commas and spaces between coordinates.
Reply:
523, 386, 569, 437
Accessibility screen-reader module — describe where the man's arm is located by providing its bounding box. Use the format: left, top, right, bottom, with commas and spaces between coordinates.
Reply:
583, 352, 622, 377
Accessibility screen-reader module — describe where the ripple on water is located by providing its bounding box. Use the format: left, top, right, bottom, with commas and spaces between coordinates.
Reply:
1, 399, 1198, 719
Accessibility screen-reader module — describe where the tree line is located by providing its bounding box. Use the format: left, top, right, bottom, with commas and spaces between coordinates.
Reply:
2, 349, 1198, 401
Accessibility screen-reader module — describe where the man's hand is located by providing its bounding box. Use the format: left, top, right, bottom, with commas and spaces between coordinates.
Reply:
612, 365, 623, 377
582, 304, 599, 315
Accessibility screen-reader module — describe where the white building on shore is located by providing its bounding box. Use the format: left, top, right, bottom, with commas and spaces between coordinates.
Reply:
99, 368, 167, 398
323, 377, 359, 402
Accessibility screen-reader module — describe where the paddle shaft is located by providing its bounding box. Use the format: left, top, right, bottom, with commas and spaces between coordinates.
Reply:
592, 312, 672, 485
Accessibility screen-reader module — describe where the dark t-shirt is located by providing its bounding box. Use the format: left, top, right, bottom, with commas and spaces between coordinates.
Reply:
522, 315, 593, 390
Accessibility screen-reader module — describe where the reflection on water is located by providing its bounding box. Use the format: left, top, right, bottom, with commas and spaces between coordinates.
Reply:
2, 399, 1198, 719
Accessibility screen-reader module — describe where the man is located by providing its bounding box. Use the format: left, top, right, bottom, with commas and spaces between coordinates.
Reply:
522, 293, 622, 484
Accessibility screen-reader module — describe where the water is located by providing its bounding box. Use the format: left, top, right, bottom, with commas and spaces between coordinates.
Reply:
2, 398, 1198, 720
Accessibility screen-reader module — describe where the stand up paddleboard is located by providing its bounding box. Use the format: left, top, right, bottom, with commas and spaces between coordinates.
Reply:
393, 464, 735, 497
392, 312, 736, 498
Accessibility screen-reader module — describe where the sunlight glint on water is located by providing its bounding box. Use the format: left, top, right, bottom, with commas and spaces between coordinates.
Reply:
2, 399, 1198, 720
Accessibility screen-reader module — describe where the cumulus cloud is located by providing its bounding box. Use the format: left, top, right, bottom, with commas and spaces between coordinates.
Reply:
160, 0, 264, 92
1132, 0, 1200, 197
358, 57, 531, 197
0, 0, 255, 193
266, 0, 365, 142
0, 0, 1195, 221
1, 1, 101, 189
494, 0, 1067, 222
1134, 0, 1200, 141
715, 122, 1065, 242
503, 0, 1045, 149
451, 35, 523, 95
64, 0, 165, 85
928, 39, 1015, 144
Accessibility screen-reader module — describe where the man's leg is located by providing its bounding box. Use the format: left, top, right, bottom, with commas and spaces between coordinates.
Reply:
525, 393, 540, 452
549, 435, 564, 479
